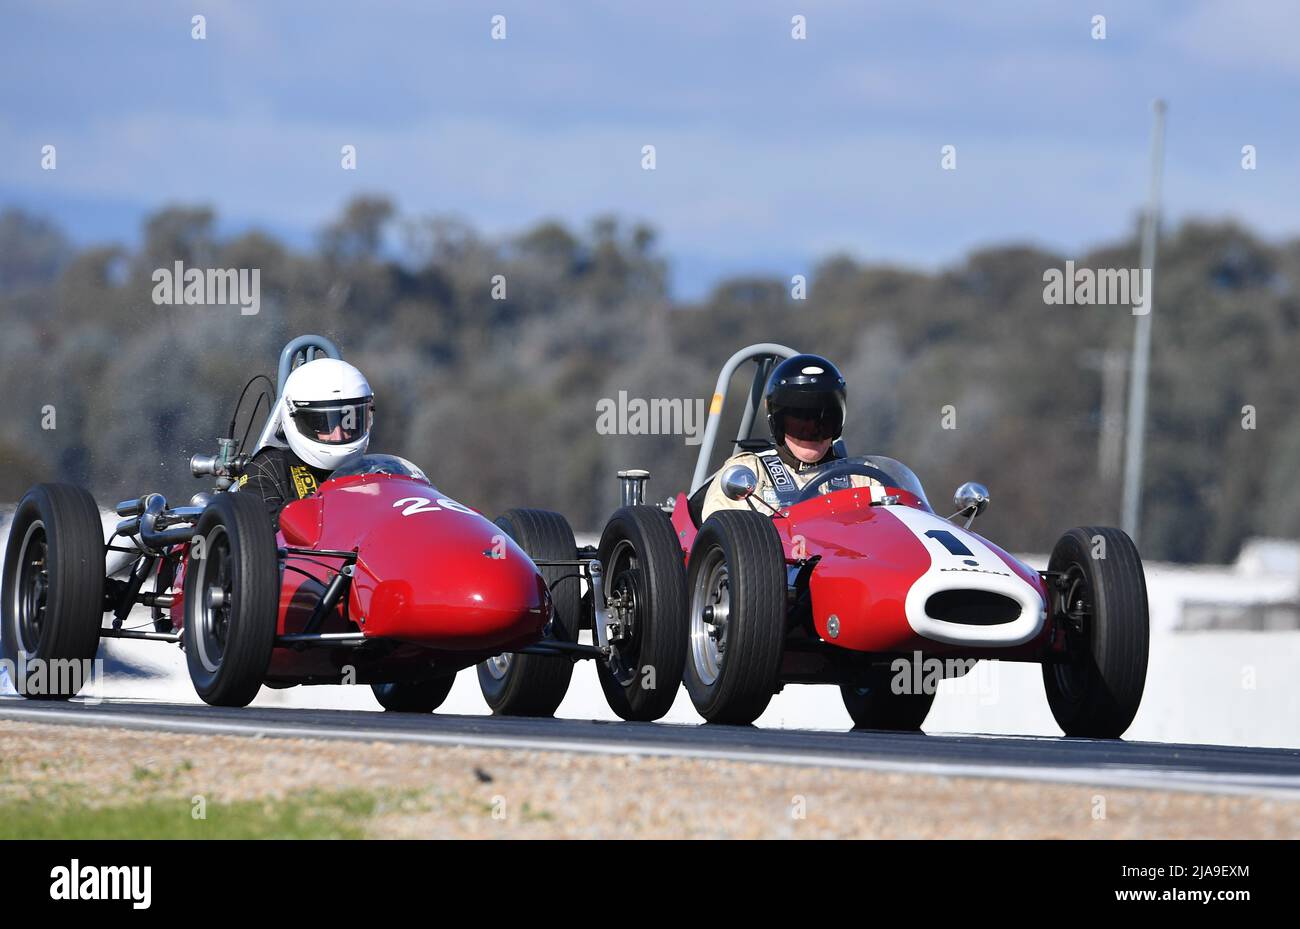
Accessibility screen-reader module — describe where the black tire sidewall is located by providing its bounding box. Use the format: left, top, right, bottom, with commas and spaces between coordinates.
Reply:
840, 667, 936, 731
1043, 526, 1149, 737
1, 484, 104, 698
595, 506, 688, 721
183, 493, 278, 707
475, 508, 577, 716
371, 675, 456, 712
683, 510, 786, 724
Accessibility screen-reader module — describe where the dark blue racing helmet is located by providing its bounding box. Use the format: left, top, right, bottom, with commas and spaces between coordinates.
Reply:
765, 354, 847, 444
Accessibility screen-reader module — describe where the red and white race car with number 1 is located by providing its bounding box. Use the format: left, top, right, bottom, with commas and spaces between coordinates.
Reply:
574, 343, 1150, 736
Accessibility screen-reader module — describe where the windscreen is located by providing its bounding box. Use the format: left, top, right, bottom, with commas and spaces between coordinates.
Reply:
856, 455, 931, 507
328, 453, 430, 483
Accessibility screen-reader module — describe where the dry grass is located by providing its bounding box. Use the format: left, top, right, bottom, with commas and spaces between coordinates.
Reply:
0, 720, 1295, 839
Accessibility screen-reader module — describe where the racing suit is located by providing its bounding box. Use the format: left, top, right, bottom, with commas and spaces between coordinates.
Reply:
235, 446, 332, 529
700, 444, 879, 522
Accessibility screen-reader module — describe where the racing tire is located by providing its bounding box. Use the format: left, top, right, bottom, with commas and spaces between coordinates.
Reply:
1, 484, 104, 699
372, 675, 456, 713
840, 666, 935, 731
684, 510, 786, 725
183, 493, 279, 707
1042, 526, 1149, 738
476, 508, 580, 717
596, 506, 688, 721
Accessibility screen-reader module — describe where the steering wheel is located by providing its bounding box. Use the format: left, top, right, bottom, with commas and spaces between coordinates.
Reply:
795, 462, 899, 503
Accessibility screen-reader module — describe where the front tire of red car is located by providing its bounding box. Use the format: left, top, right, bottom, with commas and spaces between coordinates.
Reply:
183, 493, 279, 708
684, 510, 786, 725
372, 675, 456, 713
476, 508, 580, 717
1042, 526, 1149, 739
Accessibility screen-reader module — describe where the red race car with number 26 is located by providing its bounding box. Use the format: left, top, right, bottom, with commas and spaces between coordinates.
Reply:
1, 336, 603, 712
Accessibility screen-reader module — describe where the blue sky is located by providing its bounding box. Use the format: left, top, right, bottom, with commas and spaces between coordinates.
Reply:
2, 0, 1298, 298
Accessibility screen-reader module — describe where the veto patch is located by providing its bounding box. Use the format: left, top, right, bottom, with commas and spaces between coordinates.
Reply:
756, 451, 800, 507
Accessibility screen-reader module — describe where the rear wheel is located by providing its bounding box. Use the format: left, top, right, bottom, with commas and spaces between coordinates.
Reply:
596, 506, 688, 721
841, 667, 935, 731
1042, 526, 1149, 738
684, 510, 786, 725
476, 509, 580, 717
372, 675, 456, 713
183, 493, 279, 707
1, 484, 104, 699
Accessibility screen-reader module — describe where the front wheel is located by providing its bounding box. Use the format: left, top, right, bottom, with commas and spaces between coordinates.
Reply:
372, 675, 456, 713
183, 493, 279, 707
1, 484, 104, 699
684, 510, 786, 725
1042, 526, 1149, 738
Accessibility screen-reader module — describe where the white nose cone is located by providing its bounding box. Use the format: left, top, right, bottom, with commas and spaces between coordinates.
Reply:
885, 506, 1046, 647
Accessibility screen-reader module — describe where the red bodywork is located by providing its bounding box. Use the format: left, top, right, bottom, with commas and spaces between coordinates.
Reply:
173, 474, 551, 685
671, 483, 1057, 672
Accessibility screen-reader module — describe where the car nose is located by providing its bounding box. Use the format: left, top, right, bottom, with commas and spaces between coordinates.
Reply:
351, 517, 553, 650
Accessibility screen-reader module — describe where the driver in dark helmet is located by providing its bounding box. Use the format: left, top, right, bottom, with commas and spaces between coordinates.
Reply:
701, 353, 879, 521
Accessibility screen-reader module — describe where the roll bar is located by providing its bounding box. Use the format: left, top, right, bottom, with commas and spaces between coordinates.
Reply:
277, 334, 342, 395
689, 343, 799, 494
251, 334, 345, 455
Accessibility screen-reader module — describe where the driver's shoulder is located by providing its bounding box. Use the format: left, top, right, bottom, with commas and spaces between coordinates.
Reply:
249, 444, 291, 464
720, 450, 762, 466
715, 450, 764, 477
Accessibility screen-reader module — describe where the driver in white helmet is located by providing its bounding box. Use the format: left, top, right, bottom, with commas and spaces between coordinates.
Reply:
237, 358, 374, 527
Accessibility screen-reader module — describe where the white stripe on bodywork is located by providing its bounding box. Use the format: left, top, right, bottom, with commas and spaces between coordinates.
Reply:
883, 505, 1046, 647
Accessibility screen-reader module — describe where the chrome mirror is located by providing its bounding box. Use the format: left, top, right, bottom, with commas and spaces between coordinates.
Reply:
951, 482, 989, 528
720, 465, 758, 501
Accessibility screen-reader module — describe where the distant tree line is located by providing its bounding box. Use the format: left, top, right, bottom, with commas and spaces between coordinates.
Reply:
1, 197, 1297, 563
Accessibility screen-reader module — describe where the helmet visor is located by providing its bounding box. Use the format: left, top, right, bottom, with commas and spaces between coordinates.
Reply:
779, 409, 839, 441
290, 400, 373, 446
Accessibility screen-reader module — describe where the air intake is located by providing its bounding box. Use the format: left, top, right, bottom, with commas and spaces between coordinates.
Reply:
925, 589, 1021, 626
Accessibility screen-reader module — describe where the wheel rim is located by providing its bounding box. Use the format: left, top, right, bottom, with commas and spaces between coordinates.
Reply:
599, 539, 647, 687
689, 546, 729, 687
193, 526, 232, 674
483, 652, 512, 680
1051, 563, 1093, 704
10, 520, 49, 656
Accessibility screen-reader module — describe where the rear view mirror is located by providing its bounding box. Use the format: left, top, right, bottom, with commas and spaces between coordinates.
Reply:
952, 482, 990, 528
720, 465, 758, 501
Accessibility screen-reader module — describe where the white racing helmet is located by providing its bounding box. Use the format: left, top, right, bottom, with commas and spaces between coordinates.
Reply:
280, 358, 374, 470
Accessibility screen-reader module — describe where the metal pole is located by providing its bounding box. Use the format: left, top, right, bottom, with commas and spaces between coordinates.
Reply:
1120, 99, 1166, 543
689, 343, 798, 494
1082, 349, 1126, 482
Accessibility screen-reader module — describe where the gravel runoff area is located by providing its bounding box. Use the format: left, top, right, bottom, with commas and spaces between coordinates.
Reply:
1, 720, 1296, 839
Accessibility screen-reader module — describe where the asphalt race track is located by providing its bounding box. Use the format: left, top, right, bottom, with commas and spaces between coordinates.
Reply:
2, 697, 1298, 799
